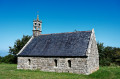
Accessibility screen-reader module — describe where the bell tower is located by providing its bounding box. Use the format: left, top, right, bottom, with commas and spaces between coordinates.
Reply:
33, 15, 42, 37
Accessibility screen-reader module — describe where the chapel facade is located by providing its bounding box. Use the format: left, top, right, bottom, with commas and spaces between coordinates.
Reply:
17, 15, 99, 75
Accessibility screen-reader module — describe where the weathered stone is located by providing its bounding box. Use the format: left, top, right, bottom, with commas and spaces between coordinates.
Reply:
17, 57, 89, 74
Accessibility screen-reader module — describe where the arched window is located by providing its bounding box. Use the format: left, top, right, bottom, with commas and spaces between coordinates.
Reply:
28, 59, 31, 65
35, 23, 37, 25
54, 59, 57, 67
68, 60, 71, 68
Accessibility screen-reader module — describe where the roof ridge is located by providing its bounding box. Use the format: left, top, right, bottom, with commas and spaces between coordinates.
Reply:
40, 30, 92, 36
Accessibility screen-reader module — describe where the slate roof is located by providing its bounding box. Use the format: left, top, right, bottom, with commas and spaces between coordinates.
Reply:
18, 31, 92, 57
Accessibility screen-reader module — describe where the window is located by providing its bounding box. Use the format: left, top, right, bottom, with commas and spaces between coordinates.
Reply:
54, 59, 57, 67
34, 26, 37, 30
68, 60, 71, 68
28, 59, 31, 65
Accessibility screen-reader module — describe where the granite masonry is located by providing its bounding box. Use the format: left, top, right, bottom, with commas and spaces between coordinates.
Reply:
17, 15, 99, 75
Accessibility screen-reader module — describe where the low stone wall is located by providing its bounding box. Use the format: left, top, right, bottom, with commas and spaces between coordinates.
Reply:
17, 57, 89, 74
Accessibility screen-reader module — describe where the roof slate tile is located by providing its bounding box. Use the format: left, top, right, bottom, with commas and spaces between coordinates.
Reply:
18, 31, 92, 57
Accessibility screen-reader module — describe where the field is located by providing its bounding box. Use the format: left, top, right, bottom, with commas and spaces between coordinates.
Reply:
0, 64, 120, 79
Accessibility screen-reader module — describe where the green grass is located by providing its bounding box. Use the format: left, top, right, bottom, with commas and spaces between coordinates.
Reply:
0, 64, 120, 79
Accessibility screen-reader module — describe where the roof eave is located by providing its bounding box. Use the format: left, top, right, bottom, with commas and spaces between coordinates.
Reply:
17, 55, 88, 58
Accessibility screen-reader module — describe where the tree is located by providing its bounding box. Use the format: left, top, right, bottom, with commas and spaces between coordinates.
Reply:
9, 35, 31, 56
112, 48, 120, 65
97, 42, 120, 66
7, 35, 31, 63
97, 42, 104, 60
0, 56, 2, 63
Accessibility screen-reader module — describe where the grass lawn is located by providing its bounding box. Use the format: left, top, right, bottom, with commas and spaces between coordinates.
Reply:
0, 64, 120, 79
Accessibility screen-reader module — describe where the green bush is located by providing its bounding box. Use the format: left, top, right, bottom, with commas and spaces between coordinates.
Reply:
1, 54, 17, 64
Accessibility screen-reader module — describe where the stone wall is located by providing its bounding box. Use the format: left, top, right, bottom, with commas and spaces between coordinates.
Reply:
86, 29, 99, 74
17, 57, 89, 74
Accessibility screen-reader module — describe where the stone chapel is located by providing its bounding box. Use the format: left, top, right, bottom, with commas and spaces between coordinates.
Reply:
17, 15, 99, 75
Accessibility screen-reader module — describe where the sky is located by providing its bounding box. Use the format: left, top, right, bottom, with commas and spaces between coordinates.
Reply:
0, 0, 120, 56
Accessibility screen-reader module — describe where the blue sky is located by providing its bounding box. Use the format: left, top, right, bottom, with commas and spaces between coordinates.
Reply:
0, 0, 120, 56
